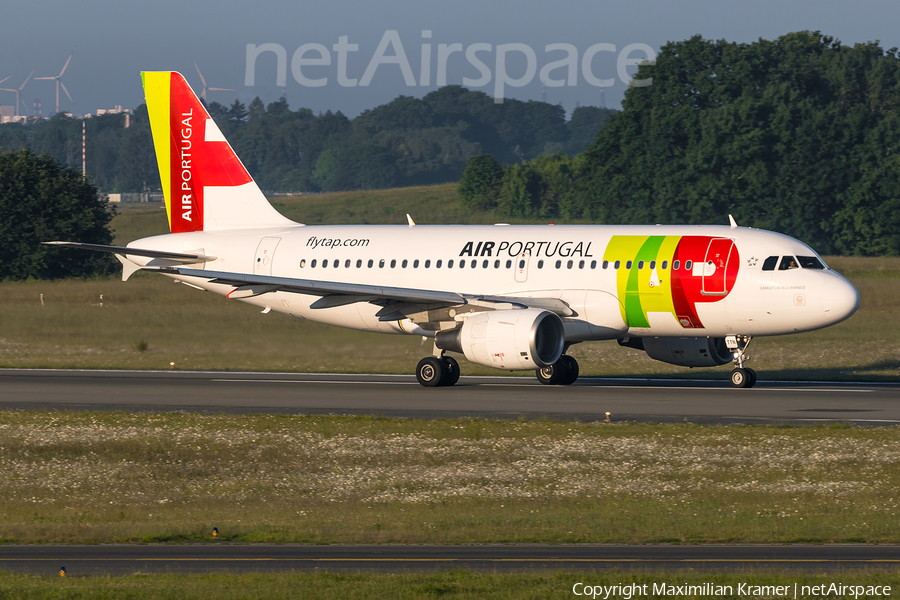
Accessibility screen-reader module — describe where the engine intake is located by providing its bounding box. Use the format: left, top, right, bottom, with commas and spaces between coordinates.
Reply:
436, 308, 565, 370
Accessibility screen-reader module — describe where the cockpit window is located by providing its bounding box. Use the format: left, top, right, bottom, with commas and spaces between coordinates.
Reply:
762, 256, 778, 271
779, 256, 799, 270
797, 256, 825, 270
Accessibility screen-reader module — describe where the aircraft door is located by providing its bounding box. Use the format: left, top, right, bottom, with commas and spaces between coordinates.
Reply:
254, 237, 281, 276
514, 251, 530, 283
702, 238, 734, 295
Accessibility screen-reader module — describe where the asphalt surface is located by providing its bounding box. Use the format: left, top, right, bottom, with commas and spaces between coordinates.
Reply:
0, 369, 898, 424
1, 544, 899, 575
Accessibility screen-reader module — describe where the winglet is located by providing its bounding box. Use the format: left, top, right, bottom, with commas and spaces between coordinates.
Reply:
728, 214, 738, 229
406, 213, 416, 227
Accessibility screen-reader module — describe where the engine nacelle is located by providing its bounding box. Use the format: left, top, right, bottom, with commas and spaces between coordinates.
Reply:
639, 337, 732, 368
435, 308, 565, 370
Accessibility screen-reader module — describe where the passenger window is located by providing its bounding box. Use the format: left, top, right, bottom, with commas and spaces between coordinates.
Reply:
472, 260, 477, 268
590, 260, 596, 269
567, 260, 573, 269
661, 260, 667, 270
425, 260, 430, 268
614, 260, 620, 270
345, 259, 350, 268
626, 260, 633, 269
300, 259, 306, 268
311, 259, 317, 268
460, 260, 465, 268
579, 260, 585, 269
494, 260, 500, 268
413, 259, 419, 268
448, 260, 454, 268
506, 260, 512, 268
334, 259, 339, 268
401, 259, 407, 268
602, 260, 609, 269
673, 260, 679, 270
379, 259, 385, 268
779, 256, 799, 270
367, 259, 373, 268
649, 260, 655, 270
323, 259, 329, 268
519, 260, 526, 269
638, 260, 644, 270
762, 256, 778, 271
482, 260, 488, 268
537, 260, 544, 269
555, 260, 561, 269
798, 256, 825, 270
390, 259, 397, 268
436, 260, 442, 268
685, 260, 692, 270
356, 259, 362, 268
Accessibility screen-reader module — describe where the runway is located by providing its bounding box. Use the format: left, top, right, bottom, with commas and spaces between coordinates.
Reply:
0, 369, 897, 424
1, 544, 899, 575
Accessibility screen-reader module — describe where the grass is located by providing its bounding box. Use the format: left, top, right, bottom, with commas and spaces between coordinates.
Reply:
3, 570, 899, 599
1, 413, 898, 544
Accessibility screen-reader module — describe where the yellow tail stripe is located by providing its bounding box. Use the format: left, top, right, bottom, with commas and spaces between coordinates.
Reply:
141, 72, 173, 231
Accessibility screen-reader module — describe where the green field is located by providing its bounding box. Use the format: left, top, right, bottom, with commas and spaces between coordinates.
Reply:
2, 570, 898, 600
1, 413, 898, 545
1, 185, 897, 378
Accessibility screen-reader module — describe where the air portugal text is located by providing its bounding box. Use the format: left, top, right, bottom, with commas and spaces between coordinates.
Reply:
460, 240, 594, 258
179, 109, 194, 222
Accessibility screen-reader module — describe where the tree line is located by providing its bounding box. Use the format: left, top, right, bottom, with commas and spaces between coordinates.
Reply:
0, 87, 613, 194
460, 31, 900, 255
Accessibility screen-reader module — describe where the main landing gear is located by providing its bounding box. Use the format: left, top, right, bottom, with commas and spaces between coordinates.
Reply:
416, 355, 461, 387
727, 335, 757, 389
536, 355, 579, 386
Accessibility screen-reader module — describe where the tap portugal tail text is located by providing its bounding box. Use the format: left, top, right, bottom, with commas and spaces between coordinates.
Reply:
45, 71, 860, 388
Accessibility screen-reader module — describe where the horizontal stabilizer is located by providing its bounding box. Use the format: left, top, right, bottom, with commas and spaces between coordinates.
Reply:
43, 241, 217, 262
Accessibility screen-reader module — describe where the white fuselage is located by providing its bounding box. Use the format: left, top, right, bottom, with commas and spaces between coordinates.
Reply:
127, 223, 860, 342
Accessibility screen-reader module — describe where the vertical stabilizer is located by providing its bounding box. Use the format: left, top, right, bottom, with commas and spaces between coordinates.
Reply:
141, 71, 294, 232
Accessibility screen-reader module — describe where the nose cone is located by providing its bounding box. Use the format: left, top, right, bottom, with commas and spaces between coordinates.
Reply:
822, 277, 860, 324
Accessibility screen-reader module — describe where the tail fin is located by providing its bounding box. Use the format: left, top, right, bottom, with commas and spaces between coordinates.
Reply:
141, 71, 294, 232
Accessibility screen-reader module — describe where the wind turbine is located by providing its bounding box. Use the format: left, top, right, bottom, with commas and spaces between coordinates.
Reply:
0, 71, 33, 116
36, 53, 74, 114
194, 62, 233, 102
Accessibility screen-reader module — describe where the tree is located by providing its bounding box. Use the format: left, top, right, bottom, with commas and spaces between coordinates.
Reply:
0, 148, 116, 279
458, 154, 503, 210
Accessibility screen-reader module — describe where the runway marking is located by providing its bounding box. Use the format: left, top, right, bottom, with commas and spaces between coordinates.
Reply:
211, 379, 873, 393
5, 558, 900, 563
211, 379, 419, 386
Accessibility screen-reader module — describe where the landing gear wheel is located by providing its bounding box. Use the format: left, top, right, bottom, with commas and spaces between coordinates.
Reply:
537, 363, 561, 385
730, 368, 753, 388
416, 357, 445, 387
441, 356, 460, 387
746, 368, 757, 388
558, 355, 579, 385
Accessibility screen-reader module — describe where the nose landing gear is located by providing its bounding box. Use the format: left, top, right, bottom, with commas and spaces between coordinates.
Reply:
726, 335, 757, 388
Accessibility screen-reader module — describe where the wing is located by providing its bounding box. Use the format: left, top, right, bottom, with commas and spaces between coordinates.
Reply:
155, 266, 574, 317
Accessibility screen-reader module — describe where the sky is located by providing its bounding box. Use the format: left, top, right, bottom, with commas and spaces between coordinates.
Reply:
1, 0, 899, 118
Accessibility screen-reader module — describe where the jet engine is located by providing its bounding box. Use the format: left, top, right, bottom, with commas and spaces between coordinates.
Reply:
620, 336, 733, 368
435, 308, 565, 370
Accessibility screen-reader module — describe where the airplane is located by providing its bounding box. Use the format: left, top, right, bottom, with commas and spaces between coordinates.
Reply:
46, 71, 860, 388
